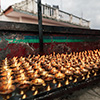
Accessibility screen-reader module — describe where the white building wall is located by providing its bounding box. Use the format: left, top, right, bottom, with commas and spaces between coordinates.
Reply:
0, 15, 19, 22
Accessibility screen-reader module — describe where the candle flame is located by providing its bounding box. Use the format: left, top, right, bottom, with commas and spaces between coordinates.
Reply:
92, 70, 94, 73
53, 79, 56, 84
46, 85, 51, 91
31, 86, 35, 91
22, 94, 26, 99
73, 78, 77, 83
65, 79, 69, 85
20, 91, 24, 95
82, 76, 85, 80
94, 72, 97, 76
43, 83, 46, 86
69, 76, 73, 80
6, 95, 10, 99
57, 82, 62, 88
86, 71, 90, 79
33, 90, 38, 95
87, 74, 90, 79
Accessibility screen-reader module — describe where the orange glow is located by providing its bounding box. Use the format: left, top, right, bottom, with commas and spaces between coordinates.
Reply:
43, 83, 46, 86
57, 82, 62, 88
53, 79, 56, 84
65, 79, 69, 85
33, 90, 38, 95
20, 91, 24, 95
82, 75, 85, 80
55, 71, 65, 79
22, 94, 26, 99
94, 72, 97, 76
1, 49, 100, 96
31, 86, 35, 91
73, 78, 77, 83
80, 65, 84, 70
32, 78, 44, 85
6, 95, 10, 99
87, 72, 90, 79
69, 76, 73, 80
92, 70, 94, 73
35, 70, 39, 74
46, 85, 51, 91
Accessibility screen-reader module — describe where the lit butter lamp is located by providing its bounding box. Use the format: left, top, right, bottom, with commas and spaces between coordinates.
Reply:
16, 69, 25, 76
31, 70, 40, 79
0, 76, 15, 94
22, 94, 27, 99
65, 69, 73, 85
80, 65, 88, 80
43, 74, 54, 91
23, 62, 30, 69
60, 66, 66, 73
19, 57, 26, 64
0, 69, 13, 77
55, 71, 65, 88
32, 78, 45, 95
15, 73, 30, 89
93, 64, 99, 76
85, 64, 92, 70
33, 62, 40, 70
2, 58, 9, 66
20, 90, 27, 99
85, 64, 93, 77
10, 61, 21, 72
51, 60, 57, 67
0, 58, 10, 72
46, 63, 53, 71
74, 68, 82, 83
40, 70, 48, 77
10, 57, 18, 66
0, 68, 13, 83
27, 69, 34, 78
34, 55, 40, 61
24, 65, 33, 74
49, 67, 58, 75
37, 67, 45, 73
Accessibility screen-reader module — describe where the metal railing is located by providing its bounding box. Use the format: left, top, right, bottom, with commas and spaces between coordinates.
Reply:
41, 4, 57, 18
13, 0, 90, 28
40, 2, 90, 27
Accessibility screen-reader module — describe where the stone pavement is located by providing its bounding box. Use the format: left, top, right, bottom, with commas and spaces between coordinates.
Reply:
54, 82, 100, 100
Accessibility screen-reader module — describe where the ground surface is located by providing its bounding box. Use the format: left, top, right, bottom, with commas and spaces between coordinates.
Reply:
54, 82, 100, 100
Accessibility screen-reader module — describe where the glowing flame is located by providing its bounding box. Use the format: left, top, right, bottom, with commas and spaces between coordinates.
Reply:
6, 95, 10, 99
65, 79, 69, 85
33, 90, 38, 95
22, 94, 26, 99
7, 77, 12, 89
35, 70, 38, 74
43, 83, 46, 86
15, 61, 18, 66
57, 82, 62, 88
82, 76, 85, 80
20, 91, 24, 95
87, 72, 90, 79
73, 78, 77, 83
69, 76, 73, 80
94, 72, 97, 76
31, 86, 35, 91
28, 55, 31, 58
87, 74, 90, 79
92, 70, 94, 73
46, 85, 51, 91
5, 58, 8, 66
53, 79, 56, 84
